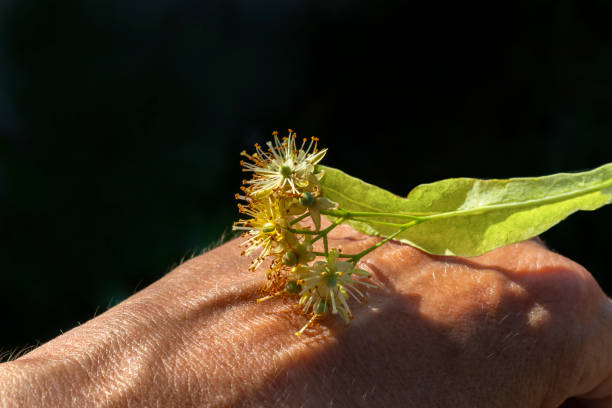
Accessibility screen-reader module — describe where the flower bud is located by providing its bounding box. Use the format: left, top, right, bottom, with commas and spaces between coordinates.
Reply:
282, 251, 298, 266
285, 280, 302, 293
300, 192, 315, 207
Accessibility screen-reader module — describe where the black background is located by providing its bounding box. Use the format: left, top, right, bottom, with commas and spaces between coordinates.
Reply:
1, 0, 611, 353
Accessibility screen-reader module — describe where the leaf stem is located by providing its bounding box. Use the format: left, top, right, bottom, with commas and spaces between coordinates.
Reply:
347, 218, 406, 227
321, 209, 424, 221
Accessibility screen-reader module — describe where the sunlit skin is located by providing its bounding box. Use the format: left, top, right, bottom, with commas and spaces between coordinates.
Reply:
0, 222, 610, 407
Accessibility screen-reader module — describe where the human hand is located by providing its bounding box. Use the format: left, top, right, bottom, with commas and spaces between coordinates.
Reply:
0, 224, 610, 407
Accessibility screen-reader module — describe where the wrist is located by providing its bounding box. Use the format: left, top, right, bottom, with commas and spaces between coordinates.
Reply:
0, 281, 189, 406
0, 354, 101, 407
0, 241, 326, 407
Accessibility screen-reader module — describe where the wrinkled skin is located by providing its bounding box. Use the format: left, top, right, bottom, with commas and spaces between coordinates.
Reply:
0, 223, 610, 407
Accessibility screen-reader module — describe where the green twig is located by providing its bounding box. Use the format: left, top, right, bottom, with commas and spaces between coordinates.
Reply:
349, 219, 423, 264
289, 213, 310, 225
313, 251, 353, 258
286, 227, 318, 235
310, 216, 346, 244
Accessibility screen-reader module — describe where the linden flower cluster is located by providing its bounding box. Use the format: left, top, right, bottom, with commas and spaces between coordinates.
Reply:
233, 130, 376, 335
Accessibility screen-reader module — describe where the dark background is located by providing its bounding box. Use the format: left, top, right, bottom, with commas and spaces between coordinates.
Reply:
1, 0, 610, 354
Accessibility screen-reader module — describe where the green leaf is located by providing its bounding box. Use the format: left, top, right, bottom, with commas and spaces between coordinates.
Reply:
319, 163, 612, 257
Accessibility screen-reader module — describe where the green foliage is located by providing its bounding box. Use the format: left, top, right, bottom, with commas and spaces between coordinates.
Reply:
319, 163, 612, 257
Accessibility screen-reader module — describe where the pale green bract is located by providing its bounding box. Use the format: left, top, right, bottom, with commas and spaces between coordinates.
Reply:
319, 163, 612, 257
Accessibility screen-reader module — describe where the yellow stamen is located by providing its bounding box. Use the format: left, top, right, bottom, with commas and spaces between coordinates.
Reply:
295, 314, 318, 337
257, 290, 284, 303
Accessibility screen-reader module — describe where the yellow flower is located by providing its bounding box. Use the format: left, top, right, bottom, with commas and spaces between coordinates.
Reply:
240, 131, 326, 197
291, 250, 376, 336
232, 197, 290, 271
